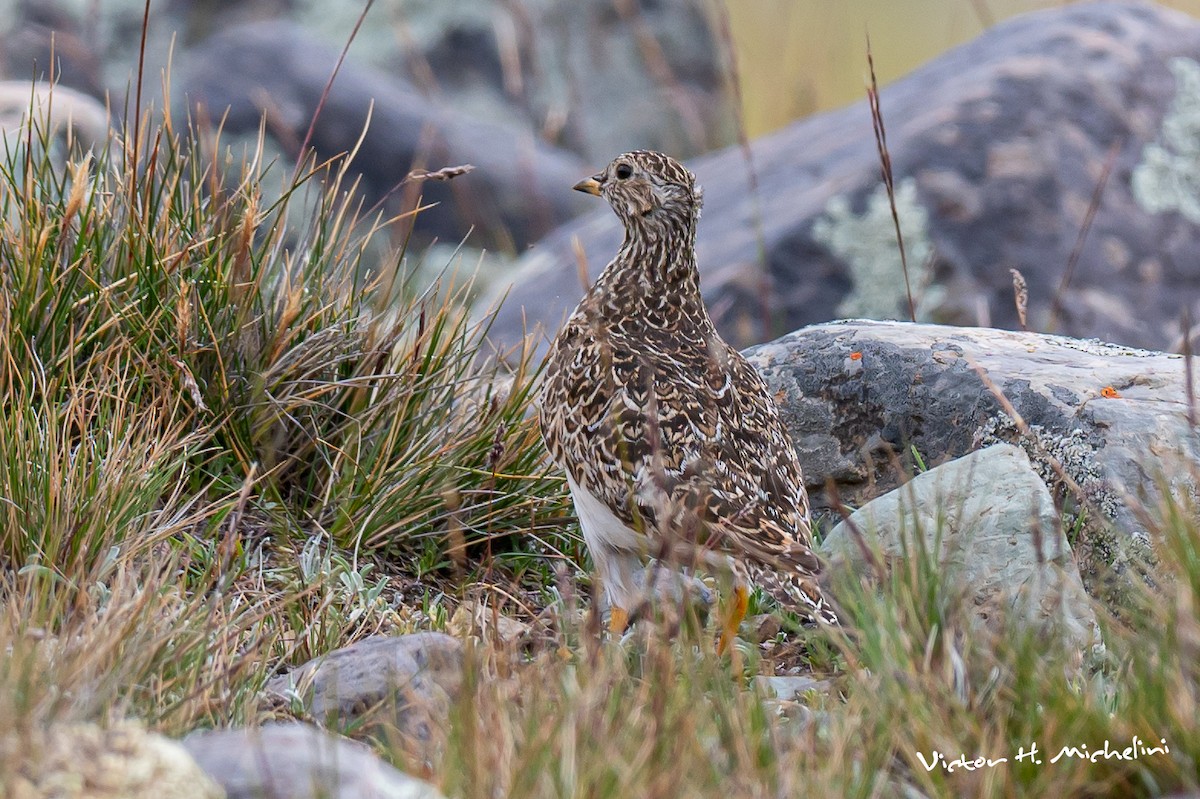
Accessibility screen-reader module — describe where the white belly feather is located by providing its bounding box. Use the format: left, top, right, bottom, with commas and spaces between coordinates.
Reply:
565, 473, 643, 610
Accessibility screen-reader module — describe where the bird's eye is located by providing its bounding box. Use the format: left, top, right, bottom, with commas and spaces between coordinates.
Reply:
615, 163, 633, 180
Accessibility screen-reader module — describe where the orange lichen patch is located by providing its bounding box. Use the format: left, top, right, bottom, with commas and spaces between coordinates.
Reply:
1101, 386, 1120, 399
849, 351, 863, 361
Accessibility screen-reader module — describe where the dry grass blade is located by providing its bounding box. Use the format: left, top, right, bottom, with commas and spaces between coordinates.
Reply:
866, 32, 916, 323
1049, 138, 1121, 330
1010, 267, 1028, 331
714, 1, 772, 339
293, 0, 377, 177
965, 355, 1101, 525
572, 234, 590, 295
127, 0, 152, 203
968, 0, 996, 27
1184, 309, 1196, 430
403, 164, 475, 184
613, 0, 706, 152
826, 477, 884, 581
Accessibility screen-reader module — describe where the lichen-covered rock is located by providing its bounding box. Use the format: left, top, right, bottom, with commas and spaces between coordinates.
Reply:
184, 722, 446, 799
4, 721, 223, 799
265, 633, 462, 756
745, 320, 1193, 578
487, 1, 1200, 356
823, 444, 1098, 648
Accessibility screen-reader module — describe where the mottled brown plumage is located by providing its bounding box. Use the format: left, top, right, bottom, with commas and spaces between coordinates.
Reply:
539, 151, 836, 647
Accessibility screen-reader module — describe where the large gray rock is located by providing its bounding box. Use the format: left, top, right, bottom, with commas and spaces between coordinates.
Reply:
184, 722, 446, 799
0, 4, 106, 98
487, 1, 1200, 356
183, 20, 591, 252
265, 633, 462, 751
823, 444, 1098, 647
745, 320, 1198, 553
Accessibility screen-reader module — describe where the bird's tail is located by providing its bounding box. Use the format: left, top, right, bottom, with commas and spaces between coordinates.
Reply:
747, 560, 840, 626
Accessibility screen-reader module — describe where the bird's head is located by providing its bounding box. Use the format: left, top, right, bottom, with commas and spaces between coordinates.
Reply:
573, 150, 702, 233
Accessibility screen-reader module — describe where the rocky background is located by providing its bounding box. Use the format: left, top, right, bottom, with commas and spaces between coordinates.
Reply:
488, 1, 1200, 356
0, 0, 736, 256
9, 1, 1200, 355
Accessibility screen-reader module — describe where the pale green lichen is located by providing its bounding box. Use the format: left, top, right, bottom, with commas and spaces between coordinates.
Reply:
1132, 57, 1200, 223
812, 178, 939, 320
975, 415, 1128, 592
975, 415, 1119, 521
1050, 337, 1160, 358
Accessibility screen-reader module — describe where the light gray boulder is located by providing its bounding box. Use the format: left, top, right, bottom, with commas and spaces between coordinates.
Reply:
265, 633, 462, 752
184, 722, 446, 799
0, 81, 111, 151
823, 444, 1098, 648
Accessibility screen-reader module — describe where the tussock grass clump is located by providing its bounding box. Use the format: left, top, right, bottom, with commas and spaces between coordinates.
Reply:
0, 117, 566, 569
0, 105, 570, 746
2, 114, 573, 553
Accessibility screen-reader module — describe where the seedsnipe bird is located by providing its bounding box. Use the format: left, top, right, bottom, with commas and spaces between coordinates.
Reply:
539, 150, 836, 653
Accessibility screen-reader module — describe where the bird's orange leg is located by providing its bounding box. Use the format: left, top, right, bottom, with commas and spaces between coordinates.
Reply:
609, 605, 630, 636
716, 584, 749, 656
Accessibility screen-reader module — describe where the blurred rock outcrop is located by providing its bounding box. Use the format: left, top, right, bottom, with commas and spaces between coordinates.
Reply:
3, 0, 733, 253
185, 722, 446, 799
1, 2, 106, 98
183, 20, 590, 252
385, 0, 735, 163
486, 1, 1200, 355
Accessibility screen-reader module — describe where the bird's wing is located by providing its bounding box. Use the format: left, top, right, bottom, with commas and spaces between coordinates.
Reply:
541, 323, 819, 574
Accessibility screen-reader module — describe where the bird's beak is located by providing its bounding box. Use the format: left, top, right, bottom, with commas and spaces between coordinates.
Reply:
573, 175, 603, 196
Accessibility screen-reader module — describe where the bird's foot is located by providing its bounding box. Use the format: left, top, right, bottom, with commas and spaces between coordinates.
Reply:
608, 605, 630, 636
716, 584, 749, 656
